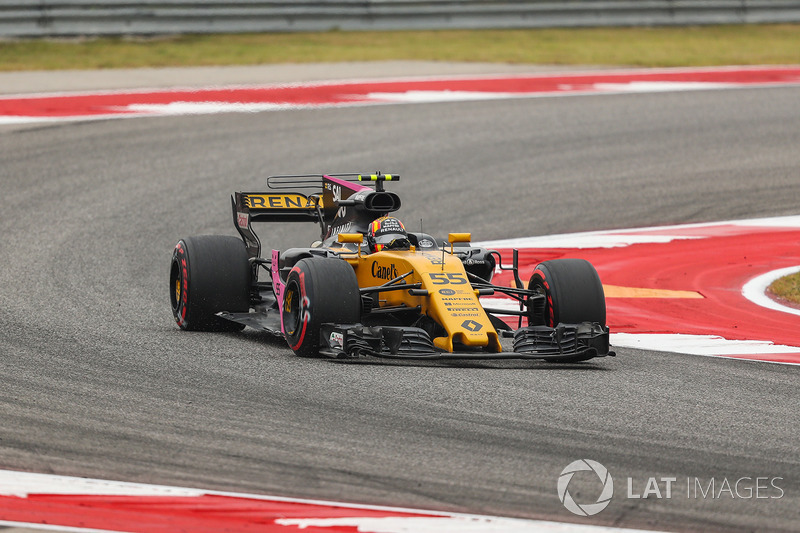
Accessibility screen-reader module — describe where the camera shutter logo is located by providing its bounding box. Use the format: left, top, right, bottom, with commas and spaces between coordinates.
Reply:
557, 460, 614, 516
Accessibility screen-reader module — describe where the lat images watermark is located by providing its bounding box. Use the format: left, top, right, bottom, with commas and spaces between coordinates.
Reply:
557, 461, 785, 516
557, 460, 614, 516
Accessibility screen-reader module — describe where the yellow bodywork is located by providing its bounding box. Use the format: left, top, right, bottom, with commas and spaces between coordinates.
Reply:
341, 245, 502, 353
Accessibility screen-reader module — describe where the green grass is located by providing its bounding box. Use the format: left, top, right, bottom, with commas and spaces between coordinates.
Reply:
769, 272, 800, 307
1, 25, 799, 71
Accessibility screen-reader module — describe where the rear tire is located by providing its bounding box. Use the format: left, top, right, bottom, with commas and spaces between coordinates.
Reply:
282, 258, 360, 357
170, 235, 250, 331
527, 258, 606, 327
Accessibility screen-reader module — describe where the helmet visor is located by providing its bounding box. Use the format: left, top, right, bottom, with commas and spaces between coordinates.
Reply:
373, 232, 410, 251
373, 232, 407, 245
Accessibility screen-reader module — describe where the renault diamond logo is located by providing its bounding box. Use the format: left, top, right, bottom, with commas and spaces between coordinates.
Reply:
461, 320, 483, 332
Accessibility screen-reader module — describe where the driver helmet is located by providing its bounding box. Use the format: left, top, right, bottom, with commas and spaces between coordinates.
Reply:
367, 216, 410, 253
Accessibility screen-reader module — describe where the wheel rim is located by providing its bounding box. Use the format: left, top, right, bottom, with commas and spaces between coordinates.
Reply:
170, 259, 181, 312
528, 282, 551, 326
283, 281, 301, 337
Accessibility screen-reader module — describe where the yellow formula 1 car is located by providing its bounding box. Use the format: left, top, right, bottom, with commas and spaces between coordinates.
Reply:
170, 173, 613, 362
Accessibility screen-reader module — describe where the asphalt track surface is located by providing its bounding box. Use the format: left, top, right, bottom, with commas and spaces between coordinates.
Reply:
2, 70, 800, 532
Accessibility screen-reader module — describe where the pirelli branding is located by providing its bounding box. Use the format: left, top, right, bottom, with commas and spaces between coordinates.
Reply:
244, 193, 322, 210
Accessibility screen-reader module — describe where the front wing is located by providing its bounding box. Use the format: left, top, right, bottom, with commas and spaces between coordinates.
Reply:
319, 322, 614, 361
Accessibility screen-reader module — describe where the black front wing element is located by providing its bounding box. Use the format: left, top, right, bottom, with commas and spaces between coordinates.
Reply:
513, 323, 611, 359
319, 323, 614, 360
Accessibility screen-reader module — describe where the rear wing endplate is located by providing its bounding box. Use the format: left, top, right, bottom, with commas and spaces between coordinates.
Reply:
231, 191, 322, 258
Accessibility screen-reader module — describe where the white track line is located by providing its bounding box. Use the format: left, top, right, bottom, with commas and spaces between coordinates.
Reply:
0, 470, 663, 533
742, 266, 800, 318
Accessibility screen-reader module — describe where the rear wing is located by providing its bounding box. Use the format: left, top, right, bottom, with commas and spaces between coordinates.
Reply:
234, 191, 322, 223
232, 173, 400, 258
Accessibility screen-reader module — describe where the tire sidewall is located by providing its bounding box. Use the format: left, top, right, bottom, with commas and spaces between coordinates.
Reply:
529, 263, 557, 327
171, 240, 191, 329
284, 265, 315, 356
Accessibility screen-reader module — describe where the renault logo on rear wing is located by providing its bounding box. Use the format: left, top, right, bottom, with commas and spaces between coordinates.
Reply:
244, 193, 324, 210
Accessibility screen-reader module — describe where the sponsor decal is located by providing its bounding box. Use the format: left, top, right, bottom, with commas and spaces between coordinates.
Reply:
426, 254, 445, 265
329, 222, 353, 237
330, 183, 348, 219
418, 238, 435, 248
329, 331, 344, 348
237, 212, 249, 228
461, 320, 483, 332
439, 288, 456, 296
372, 261, 399, 280
374, 217, 404, 234
442, 295, 481, 313
245, 194, 318, 210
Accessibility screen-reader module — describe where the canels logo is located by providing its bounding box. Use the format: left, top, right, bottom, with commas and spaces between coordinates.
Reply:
371, 261, 398, 280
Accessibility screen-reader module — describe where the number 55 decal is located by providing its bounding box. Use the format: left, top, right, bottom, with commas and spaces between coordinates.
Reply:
430, 273, 467, 285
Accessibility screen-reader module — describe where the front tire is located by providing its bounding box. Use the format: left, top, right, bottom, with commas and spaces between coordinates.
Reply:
282, 258, 361, 357
527, 259, 606, 363
527, 258, 606, 327
170, 235, 250, 331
